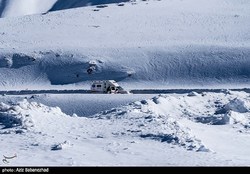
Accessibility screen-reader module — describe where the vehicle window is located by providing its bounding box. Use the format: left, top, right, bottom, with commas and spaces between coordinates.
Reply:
97, 85, 102, 87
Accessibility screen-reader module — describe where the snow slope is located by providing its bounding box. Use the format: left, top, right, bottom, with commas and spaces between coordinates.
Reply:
0, 0, 57, 17
0, 0, 129, 18
49, 0, 129, 12
0, 0, 250, 90
1, 91, 250, 166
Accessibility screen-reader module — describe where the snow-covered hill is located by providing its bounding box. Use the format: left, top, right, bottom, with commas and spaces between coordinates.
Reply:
0, 0, 249, 90
49, 0, 129, 12
0, 0, 128, 18
0, 0, 57, 17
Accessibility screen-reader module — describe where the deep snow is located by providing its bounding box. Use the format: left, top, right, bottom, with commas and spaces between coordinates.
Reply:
1, 0, 250, 167
1, 91, 250, 166
0, 0, 57, 17
0, 0, 250, 90
0, 0, 129, 17
0, 93, 157, 116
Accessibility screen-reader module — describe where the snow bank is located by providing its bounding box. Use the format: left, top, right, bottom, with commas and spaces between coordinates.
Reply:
0, 97, 208, 151
0, 93, 212, 152
92, 91, 250, 151
224, 98, 250, 113
211, 98, 250, 126
2, 91, 250, 151
95, 96, 209, 152
2, 92, 250, 165
0, 47, 250, 90
0, 0, 129, 18
142, 91, 250, 129
0, 99, 69, 134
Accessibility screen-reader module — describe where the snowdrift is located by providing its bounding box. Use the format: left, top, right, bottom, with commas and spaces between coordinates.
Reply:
1, 91, 250, 152
0, 99, 207, 151
94, 96, 209, 152
0, 47, 250, 89
92, 90, 250, 149
0, 99, 69, 134
2, 91, 250, 165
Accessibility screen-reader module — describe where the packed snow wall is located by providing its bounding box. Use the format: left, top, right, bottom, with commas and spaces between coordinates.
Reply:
0, 46, 249, 90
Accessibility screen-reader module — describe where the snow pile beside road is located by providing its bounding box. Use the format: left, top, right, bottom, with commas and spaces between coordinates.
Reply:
213, 98, 250, 126
0, 96, 208, 152
2, 92, 250, 165
224, 98, 250, 113
95, 96, 209, 152
93, 91, 250, 151
1, 91, 250, 158
140, 91, 250, 130
0, 99, 69, 134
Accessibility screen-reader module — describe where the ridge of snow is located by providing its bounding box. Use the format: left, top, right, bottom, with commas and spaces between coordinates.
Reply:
0, 98, 208, 151
94, 97, 209, 151
2, 91, 250, 165
0, 99, 69, 134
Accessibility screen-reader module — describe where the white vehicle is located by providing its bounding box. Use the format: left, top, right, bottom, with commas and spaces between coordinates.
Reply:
91, 80, 129, 94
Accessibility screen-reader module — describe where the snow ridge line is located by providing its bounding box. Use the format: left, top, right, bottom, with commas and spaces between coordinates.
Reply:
94, 95, 210, 152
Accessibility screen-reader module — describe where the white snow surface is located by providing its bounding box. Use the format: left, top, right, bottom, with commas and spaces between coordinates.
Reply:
0, 0, 57, 17
1, 0, 250, 166
1, 91, 250, 166
0, 0, 249, 90
0, 0, 129, 18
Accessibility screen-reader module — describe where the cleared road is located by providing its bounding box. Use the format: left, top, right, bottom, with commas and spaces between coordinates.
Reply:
1, 88, 250, 95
